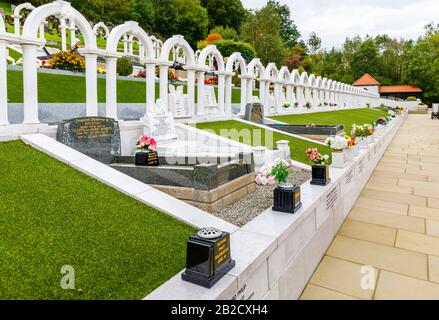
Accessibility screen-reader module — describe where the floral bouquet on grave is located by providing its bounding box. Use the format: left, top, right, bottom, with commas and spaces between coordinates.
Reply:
255, 160, 289, 186
294, 102, 299, 108
351, 124, 366, 138
376, 117, 388, 126
345, 135, 357, 148
325, 136, 348, 152
283, 102, 291, 109
306, 148, 330, 166
363, 124, 375, 136
136, 134, 157, 152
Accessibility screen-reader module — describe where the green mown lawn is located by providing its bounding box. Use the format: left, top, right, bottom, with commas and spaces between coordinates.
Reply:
7, 70, 245, 104
195, 120, 332, 165
0, 140, 195, 300
269, 108, 389, 134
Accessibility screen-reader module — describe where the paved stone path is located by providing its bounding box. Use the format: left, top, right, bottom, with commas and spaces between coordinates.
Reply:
301, 114, 439, 300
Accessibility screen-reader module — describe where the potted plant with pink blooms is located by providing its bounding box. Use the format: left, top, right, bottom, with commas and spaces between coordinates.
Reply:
135, 134, 159, 166
306, 148, 331, 186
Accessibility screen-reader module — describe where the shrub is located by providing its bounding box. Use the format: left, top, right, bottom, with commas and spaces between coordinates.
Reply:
210, 26, 239, 41
214, 39, 256, 63
48, 50, 85, 72
407, 96, 417, 101
206, 33, 223, 43
117, 56, 133, 76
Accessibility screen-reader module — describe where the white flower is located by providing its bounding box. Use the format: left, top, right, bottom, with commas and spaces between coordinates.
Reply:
260, 176, 268, 186
325, 136, 348, 151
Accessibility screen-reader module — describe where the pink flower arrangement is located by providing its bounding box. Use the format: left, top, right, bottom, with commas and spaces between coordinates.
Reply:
136, 135, 157, 152
306, 148, 330, 165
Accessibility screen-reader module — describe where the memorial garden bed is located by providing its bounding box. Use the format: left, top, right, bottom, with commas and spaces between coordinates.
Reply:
0, 140, 195, 299
196, 120, 332, 164
269, 108, 389, 134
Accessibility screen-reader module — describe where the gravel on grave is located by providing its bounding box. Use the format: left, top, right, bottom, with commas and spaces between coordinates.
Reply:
210, 167, 311, 227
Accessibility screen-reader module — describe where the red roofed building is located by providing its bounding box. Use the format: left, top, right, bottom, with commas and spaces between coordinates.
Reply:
353, 73, 423, 100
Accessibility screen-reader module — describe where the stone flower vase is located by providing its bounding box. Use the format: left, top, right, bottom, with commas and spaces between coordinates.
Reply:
345, 147, 354, 162
331, 150, 346, 168
358, 137, 369, 149
352, 144, 360, 156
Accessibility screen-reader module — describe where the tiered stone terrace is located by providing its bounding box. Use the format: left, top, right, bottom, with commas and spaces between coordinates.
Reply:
301, 114, 439, 300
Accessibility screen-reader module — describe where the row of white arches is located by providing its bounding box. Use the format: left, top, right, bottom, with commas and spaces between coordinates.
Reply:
0, 0, 380, 126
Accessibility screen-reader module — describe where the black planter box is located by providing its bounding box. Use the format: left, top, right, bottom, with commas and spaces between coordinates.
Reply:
182, 228, 235, 288
135, 151, 159, 166
272, 184, 302, 214
311, 165, 331, 186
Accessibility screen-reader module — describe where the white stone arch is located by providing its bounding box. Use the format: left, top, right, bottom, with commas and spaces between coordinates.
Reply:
150, 35, 162, 59
196, 45, 226, 114
263, 63, 280, 114
158, 35, 196, 113
315, 76, 323, 107
300, 72, 312, 108
105, 21, 156, 118
21, 1, 98, 124
278, 66, 291, 110
92, 22, 110, 39
225, 52, 248, 114
0, 12, 5, 33
13, 2, 35, 36
291, 69, 303, 108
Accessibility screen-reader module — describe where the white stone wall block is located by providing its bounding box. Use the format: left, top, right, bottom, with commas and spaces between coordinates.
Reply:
278, 252, 305, 300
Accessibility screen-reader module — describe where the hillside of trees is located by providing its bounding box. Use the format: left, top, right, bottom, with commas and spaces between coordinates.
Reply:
3, 0, 439, 103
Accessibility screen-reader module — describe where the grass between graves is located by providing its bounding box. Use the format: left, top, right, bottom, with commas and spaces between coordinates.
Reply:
195, 120, 332, 164
0, 140, 196, 300
6, 70, 245, 104
269, 108, 389, 134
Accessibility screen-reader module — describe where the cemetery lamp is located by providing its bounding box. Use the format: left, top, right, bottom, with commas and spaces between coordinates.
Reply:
181, 227, 235, 288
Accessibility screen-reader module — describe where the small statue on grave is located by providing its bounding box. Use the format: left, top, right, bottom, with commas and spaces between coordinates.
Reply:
155, 99, 165, 115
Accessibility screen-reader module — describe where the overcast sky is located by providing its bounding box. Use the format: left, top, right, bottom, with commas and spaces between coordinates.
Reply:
242, 0, 439, 49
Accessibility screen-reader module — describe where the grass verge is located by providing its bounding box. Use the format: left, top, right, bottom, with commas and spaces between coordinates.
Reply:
195, 120, 332, 164
0, 140, 195, 299
269, 108, 389, 134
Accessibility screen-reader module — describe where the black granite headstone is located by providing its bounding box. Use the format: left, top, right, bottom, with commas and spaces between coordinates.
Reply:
244, 102, 265, 124
56, 117, 121, 164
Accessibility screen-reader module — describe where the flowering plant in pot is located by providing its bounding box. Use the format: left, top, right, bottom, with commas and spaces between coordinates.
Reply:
306, 148, 331, 186
304, 102, 312, 109
351, 124, 368, 149
268, 160, 302, 214
283, 102, 291, 109
364, 124, 376, 143
294, 102, 299, 108
135, 135, 159, 166
325, 136, 348, 168
345, 135, 359, 159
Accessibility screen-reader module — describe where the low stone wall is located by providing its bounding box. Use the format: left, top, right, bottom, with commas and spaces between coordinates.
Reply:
144, 112, 408, 300
152, 173, 256, 212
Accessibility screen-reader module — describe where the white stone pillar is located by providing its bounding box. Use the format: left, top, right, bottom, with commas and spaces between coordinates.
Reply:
105, 57, 117, 119
128, 40, 133, 56
225, 75, 232, 114
22, 45, 39, 124
217, 73, 225, 114
246, 77, 253, 104
259, 80, 266, 109
0, 40, 8, 125
39, 23, 45, 40
145, 63, 156, 114
139, 43, 144, 59
196, 71, 205, 115
70, 23, 76, 48
84, 54, 98, 116
159, 65, 169, 111
239, 76, 247, 115
13, 15, 20, 36
274, 82, 281, 113
60, 17, 67, 51
286, 85, 293, 104
123, 36, 128, 55
187, 69, 196, 116
264, 82, 271, 113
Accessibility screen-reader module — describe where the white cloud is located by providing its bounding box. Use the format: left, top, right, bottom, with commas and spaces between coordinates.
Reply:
241, 0, 439, 48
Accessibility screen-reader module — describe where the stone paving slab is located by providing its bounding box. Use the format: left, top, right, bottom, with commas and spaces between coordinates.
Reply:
301, 114, 439, 300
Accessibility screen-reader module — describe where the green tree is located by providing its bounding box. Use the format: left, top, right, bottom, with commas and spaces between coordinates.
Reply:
266, 0, 301, 47
151, 0, 208, 47
200, 0, 248, 31
241, 5, 286, 66
307, 32, 322, 54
